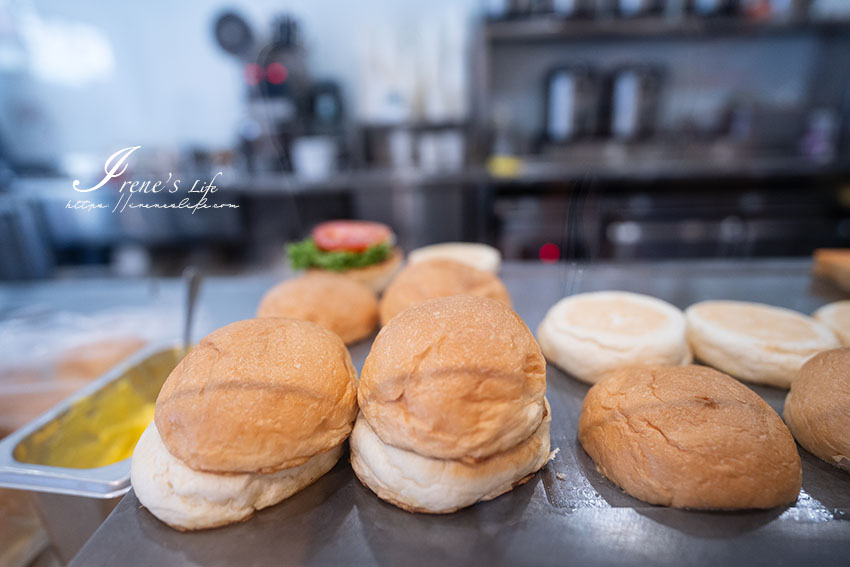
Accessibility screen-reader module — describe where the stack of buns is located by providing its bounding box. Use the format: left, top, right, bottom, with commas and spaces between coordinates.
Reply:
579, 365, 802, 509
537, 291, 691, 384
379, 259, 511, 325
257, 272, 378, 344
783, 348, 850, 472
351, 295, 551, 513
132, 242, 846, 524
131, 318, 358, 530
685, 300, 839, 388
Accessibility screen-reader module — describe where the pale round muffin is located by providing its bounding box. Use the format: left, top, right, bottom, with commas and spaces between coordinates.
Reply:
686, 300, 840, 388
408, 242, 501, 274
813, 300, 850, 346
537, 291, 691, 384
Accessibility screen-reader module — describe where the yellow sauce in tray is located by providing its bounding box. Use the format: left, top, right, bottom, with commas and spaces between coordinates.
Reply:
13, 348, 181, 469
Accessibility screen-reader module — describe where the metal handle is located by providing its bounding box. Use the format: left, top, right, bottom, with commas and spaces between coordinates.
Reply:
182, 267, 203, 353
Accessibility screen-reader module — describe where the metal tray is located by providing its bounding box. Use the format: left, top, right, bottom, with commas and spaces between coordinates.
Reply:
0, 344, 181, 499
69, 261, 850, 566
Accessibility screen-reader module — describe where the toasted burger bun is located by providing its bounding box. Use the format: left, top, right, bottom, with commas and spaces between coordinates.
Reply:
132, 423, 342, 531
408, 242, 501, 274
813, 301, 850, 346
579, 365, 802, 509
310, 248, 403, 294
784, 348, 850, 472
350, 400, 551, 514
686, 300, 840, 389
813, 248, 850, 293
379, 259, 511, 325
155, 318, 358, 473
360, 295, 546, 462
257, 273, 378, 344
537, 291, 691, 384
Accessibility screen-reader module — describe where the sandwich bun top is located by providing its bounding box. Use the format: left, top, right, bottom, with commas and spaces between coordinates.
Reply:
379, 259, 511, 325
579, 365, 801, 509
155, 318, 358, 474
408, 242, 501, 274
783, 348, 850, 472
359, 295, 546, 461
257, 272, 378, 344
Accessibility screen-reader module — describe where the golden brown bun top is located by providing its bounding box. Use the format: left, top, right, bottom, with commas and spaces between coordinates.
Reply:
257, 272, 378, 345
155, 318, 358, 474
814, 248, 850, 267
379, 259, 511, 325
578, 365, 801, 509
359, 295, 546, 461
784, 348, 850, 471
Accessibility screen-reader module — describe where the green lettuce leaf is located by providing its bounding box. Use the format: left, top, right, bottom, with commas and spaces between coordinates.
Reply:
287, 238, 392, 272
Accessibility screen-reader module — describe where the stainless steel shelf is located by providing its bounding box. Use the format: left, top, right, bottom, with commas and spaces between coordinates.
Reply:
488, 153, 849, 184
484, 16, 850, 43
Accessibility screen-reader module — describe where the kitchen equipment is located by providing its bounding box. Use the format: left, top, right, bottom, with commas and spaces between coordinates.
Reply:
617, 0, 661, 17
692, 0, 737, 15
485, 0, 513, 19
213, 11, 254, 57
307, 81, 345, 135
182, 267, 202, 355
291, 136, 339, 180
551, 0, 593, 17
509, 0, 536, 17
601, 65, 664, 141
543, 65, 600, 144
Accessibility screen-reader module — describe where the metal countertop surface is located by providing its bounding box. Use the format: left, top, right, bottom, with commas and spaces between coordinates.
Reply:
9, 259, 847, 567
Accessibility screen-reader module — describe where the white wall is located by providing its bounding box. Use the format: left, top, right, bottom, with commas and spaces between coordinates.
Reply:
2, 0, 479, 166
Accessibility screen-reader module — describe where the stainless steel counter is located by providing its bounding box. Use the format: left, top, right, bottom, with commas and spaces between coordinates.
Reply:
5, 259, 847, 567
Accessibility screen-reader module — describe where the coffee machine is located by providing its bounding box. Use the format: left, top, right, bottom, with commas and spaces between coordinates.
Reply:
213, 11, 344, 174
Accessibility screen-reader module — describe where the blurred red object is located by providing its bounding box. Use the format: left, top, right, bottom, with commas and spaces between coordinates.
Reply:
539, 243, 560, 264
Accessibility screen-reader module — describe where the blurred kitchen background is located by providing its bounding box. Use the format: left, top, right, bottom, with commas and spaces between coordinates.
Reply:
2, 0, 850, 280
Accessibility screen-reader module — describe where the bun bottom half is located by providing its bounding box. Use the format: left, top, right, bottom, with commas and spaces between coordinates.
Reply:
131, 423, 342, 531
350, 400, 551, 514
310, 247, 403, 294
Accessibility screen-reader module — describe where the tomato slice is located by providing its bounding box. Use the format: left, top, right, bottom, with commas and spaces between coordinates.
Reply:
312, 221, 392, 252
